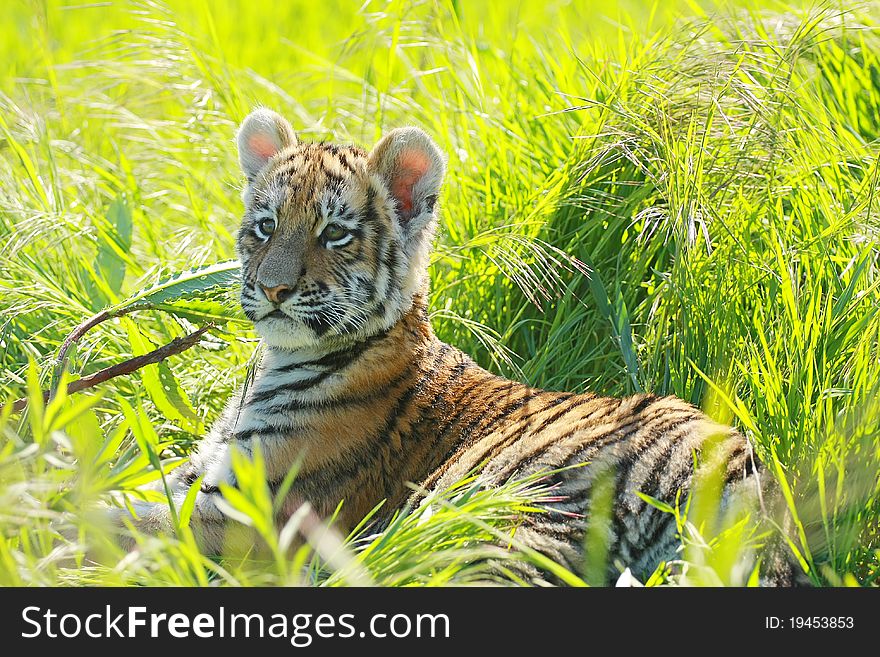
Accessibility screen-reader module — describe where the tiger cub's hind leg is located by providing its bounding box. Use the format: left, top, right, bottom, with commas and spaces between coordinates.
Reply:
497, 398, 772, 585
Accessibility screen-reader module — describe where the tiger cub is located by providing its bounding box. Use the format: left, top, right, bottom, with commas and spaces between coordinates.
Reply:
122, 108, 790, 584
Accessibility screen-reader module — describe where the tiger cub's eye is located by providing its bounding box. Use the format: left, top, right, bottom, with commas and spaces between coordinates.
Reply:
322, 224, 349, 244
256, 217, 276, 238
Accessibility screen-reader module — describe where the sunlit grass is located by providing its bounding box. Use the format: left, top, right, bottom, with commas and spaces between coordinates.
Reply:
1, 0, 878, 586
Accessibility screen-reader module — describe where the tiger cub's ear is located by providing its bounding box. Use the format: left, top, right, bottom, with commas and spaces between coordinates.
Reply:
236, 108, 297, 181
368, 127, 446, 245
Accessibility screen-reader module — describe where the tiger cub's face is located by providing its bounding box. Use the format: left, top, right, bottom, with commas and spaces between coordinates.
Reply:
235, 109, 445, 350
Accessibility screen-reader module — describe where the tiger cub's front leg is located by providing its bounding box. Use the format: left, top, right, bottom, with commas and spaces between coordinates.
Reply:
111, 470, 229, 555
111, 413, 256, 556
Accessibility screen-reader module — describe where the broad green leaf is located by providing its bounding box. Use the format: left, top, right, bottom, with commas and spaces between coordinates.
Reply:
153, 299, 247, 326
110, 260, 241, 315
157, 361, 202, 430
178, 474, 205, 529
123, 318, 203, 434
96, 195, 133, 296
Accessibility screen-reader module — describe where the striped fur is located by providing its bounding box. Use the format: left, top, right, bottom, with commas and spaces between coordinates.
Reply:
121, 110, 790, 584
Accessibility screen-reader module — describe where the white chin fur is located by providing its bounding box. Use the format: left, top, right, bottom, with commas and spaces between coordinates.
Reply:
253, 317, 320, 350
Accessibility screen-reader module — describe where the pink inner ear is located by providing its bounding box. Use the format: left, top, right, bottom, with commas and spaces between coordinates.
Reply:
248, 133, 280, 160
391, 149, 431, 216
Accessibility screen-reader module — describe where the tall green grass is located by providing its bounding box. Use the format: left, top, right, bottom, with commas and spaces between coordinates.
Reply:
0, 0, 877, 586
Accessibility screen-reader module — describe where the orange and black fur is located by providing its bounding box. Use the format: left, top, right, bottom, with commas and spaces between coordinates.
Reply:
123, 108, 795, 584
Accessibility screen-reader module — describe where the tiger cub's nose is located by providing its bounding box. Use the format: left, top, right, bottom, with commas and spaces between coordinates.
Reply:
260, 283, 294, 305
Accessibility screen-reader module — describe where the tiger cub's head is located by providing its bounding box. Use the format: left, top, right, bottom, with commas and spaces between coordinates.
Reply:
235, 108, 446, 350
